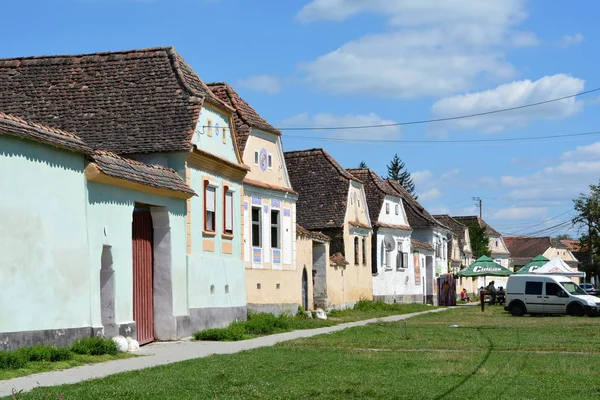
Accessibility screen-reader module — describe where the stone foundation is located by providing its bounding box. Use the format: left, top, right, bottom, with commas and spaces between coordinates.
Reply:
175, 306, 247, 338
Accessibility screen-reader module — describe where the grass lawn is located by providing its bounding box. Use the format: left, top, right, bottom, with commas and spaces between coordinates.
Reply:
8, 306, 600, 399
194, 303, 438, 341
0, 353, 134, 381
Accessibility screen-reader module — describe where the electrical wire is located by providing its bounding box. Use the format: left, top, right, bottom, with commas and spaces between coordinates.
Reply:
505, 209, 574, 235
282, 130, 600, 144
277, 87, 600, 131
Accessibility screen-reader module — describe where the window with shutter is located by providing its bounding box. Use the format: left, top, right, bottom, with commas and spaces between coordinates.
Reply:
396, 251, 402, 270
204, 182, 216, 232
224, 189, 233, 234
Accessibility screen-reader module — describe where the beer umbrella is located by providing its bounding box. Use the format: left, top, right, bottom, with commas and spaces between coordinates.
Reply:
458, 256, 513, 277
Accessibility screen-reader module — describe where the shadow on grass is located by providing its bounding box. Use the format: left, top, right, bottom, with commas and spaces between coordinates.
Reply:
433, 327, 494, 400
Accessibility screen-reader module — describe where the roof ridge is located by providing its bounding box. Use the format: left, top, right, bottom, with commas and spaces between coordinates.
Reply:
0, 46, 174, 62
206, 82, 279, 135
286, 148, 359, 182
0, 111, 82, 140
92, 150, 181, 174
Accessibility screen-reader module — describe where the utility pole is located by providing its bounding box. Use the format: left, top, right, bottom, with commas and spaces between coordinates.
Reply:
473, 197, 483, 219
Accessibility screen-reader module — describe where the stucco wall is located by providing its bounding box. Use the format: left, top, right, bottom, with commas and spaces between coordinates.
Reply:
246, 233, 314, 312
187, 166, 246, 315
372, 229, 420, 301
543, 247, 578, 262
243, 131, 292, 189
338, 225, 373, 308
86, 182, 187, 334
0, 136, 90, 334
192, 106, 238, 164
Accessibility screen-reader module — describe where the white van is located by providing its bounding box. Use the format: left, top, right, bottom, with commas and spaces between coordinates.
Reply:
504, 274, 600, 317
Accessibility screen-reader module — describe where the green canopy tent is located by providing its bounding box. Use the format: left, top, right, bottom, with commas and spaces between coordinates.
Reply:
515, 255, 550, 274
458, 256, 513, 279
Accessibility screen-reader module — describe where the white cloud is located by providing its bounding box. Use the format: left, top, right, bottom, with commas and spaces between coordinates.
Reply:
560, 141, 600, 161
237, 75, 282, 94
441, 168, 460, 179
418, 188, 442, 202
430, 74, 585, 133
499, 143, 600, 203
279, 112, 400, 140
297, 0, 537, 98
560, 33, 585, 47
491, 206, 548, 220
412, 170, 433, 185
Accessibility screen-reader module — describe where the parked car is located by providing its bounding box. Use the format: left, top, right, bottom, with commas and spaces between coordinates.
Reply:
579, 283, 597, 295
504, 274, 600, 317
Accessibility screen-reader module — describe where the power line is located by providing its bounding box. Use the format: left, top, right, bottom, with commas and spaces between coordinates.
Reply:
283, 130, 600, 144
505, 209, 574, 235
277, 87, 600, 131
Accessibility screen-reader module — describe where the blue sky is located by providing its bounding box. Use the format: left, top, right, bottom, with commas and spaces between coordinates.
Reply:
3, 0, 599, 238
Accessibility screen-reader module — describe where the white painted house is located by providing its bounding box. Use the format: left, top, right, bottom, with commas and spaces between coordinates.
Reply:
347, 169, 421, 303
386, 180, 452, 304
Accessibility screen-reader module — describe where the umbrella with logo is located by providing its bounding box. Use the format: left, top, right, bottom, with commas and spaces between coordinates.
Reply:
515, 255, 550, 274
458, 256, 513, 277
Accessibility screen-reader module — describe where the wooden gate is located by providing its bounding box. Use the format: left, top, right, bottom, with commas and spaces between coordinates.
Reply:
132, 209, 154, 345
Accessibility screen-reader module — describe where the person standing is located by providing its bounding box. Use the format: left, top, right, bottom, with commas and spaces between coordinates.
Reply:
479, 286, 486, 312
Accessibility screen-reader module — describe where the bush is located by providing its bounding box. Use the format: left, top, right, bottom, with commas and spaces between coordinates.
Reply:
71, 337, 118, 356
0, 351, 27, 369
14, 345, 73, 363
245, 313, 290, 335
193, 323, 246, 341
352, 300, 398, 312
49, 347, 74, 362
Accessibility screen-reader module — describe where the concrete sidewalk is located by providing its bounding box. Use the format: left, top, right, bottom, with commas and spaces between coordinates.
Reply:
0, 308, 447, 397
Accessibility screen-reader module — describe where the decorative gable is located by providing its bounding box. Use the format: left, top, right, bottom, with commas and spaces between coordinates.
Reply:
193, 105, 241, 165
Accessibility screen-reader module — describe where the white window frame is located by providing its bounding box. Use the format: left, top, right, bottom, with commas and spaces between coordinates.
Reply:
254, 150, 259, 165
385, 203, 390, 214
267, 153, 273, 169
224, 188, 233, 235
204, 180, 218, 233
270, 209, 280, 249
251, 206, 262, 247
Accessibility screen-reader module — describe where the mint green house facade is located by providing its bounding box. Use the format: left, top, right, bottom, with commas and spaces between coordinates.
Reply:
0, 47, 249, 349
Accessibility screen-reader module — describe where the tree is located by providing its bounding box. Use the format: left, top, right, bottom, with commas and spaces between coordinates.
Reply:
465, 221, 491, 258
572, 181, 600, 281
358, 161, 368, 168
554, 234, 572, 241
387, 153, 418, 199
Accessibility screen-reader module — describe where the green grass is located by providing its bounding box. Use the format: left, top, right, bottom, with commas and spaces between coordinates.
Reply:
1, 338, 130, 381
193, 301, 436, 341
0, 353, 133, 381
9, 306, 600, 399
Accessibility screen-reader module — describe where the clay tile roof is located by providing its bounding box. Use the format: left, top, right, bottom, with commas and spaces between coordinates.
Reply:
207, 82, 280, 154
432, 214, 470, 251
296, 224, 330, 241
284, 148, 360, 230
329, 252, 349, 266
503, 236, 567, 259
411, 238, 434, 253
452, 216, 501, 237
0, 46, 232, 155
346, 168, 402, 226
0, 111, 92, 154
90, 150, 196, 196
385, 179, 449, 230
561, 239, 585, 252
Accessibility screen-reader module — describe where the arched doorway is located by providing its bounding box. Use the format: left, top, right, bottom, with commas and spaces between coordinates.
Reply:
301, 267, 308, 310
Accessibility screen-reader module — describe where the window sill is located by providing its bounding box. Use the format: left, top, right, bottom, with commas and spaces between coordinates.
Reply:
222, 233, 234, 240
203, 230, 217, 238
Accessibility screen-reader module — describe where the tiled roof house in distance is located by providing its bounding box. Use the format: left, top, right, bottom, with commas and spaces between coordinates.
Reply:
0, 47, 250, 348
285, 148, 373, 310
347, 168, 423, 304
209, 82, 329, 314
386, 179, 452, 304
